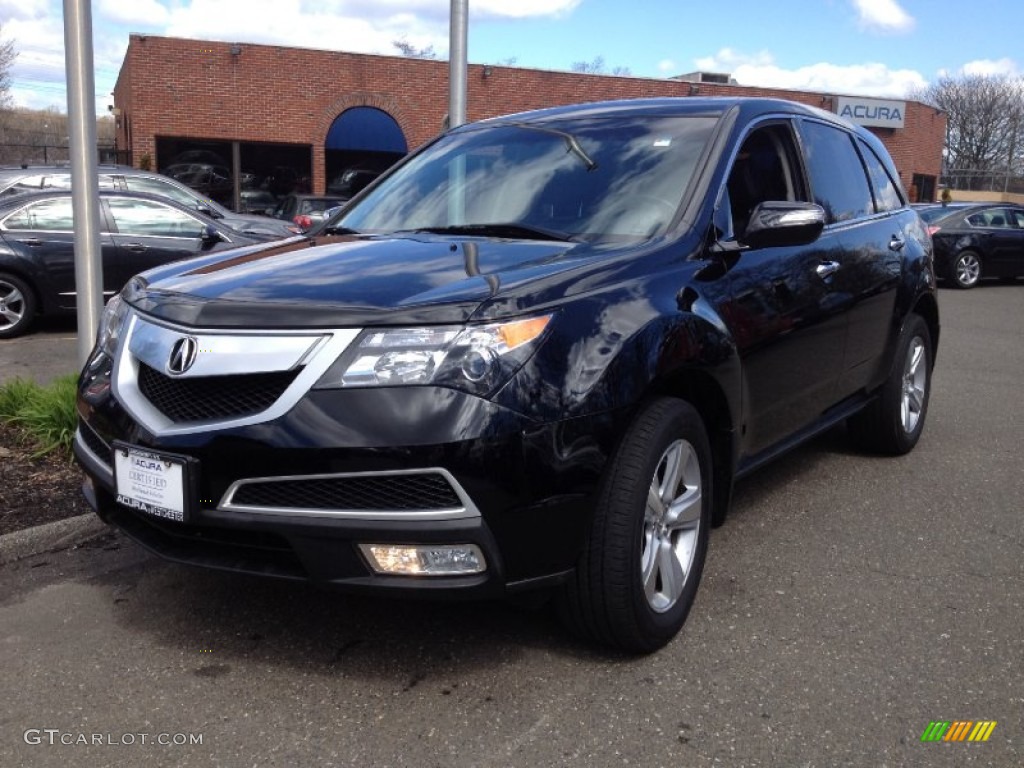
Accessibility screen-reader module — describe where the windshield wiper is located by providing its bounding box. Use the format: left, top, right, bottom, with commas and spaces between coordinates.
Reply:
401, 223, 578, 242
319, 224, 362, 236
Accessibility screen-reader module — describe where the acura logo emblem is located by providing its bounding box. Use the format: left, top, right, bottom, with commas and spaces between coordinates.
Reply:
167, 336, 199, 375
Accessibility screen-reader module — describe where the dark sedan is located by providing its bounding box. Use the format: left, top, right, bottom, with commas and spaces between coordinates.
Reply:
0, 189, 277, 337
928, 203, 1024, 288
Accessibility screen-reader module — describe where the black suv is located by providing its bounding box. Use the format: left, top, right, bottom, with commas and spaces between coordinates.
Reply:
74, 98, 938, 652
0, 165, 298, 238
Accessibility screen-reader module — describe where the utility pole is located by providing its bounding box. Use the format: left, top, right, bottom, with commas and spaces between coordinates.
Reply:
449, 0, 468, 129
64, 0, 104, 367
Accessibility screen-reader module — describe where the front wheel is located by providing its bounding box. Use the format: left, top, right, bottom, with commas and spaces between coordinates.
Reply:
557, 398, 712, 653
848, 314, 933, 455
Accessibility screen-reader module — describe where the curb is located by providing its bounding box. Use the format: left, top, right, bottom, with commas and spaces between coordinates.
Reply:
0, 513, 110, 566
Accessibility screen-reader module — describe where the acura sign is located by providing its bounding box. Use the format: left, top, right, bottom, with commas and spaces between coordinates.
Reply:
836, 96, 905, 129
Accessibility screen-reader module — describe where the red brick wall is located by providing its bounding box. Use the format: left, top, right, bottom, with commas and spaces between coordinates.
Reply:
113, 35, 944, 195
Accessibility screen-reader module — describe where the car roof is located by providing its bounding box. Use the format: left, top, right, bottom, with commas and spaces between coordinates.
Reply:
469, 96, 851, 130
0, 187, 218, 219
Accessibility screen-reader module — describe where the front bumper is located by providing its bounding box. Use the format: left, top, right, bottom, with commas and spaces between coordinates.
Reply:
75, 380, 620, 598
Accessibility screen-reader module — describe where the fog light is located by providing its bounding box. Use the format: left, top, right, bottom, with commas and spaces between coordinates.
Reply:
359, 543, 486, 576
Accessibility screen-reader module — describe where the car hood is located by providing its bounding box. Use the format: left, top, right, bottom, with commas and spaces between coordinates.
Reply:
129, 233, 619, 328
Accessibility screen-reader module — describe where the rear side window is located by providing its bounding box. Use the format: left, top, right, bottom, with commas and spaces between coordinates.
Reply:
857, 139, 904, 212
122, 175, 199, 208
800, 121, 873, 223
2, 198, 75, 231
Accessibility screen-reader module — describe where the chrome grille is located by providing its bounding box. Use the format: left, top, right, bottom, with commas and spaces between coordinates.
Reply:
229, 472, 463, 512
137, 363, 300, 423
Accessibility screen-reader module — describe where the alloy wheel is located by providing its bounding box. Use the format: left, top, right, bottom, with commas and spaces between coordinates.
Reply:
641, 438, 703, 613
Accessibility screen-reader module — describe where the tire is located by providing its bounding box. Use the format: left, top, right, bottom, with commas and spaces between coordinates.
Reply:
848, 314, 933, 455
951, 250, 981, 289
0, 273, 37, 339
557, 398, 712, 653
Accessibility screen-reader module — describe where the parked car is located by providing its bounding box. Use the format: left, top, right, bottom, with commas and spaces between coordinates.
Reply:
237, 190, 278, 216
326, 168, 381, 198
911, 202, 974, 224
272, 193, 346, 231
74, 98, 938, 652
163, 163, 234, 203
0, 165, 300, 238
927, 202, 1024, 288
0, 189, 271, 338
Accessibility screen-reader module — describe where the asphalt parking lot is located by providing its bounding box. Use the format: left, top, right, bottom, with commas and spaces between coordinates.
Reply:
0, 286, 1021, 767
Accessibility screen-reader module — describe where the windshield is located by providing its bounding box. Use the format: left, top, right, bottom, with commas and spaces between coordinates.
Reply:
337, 115, 718, 241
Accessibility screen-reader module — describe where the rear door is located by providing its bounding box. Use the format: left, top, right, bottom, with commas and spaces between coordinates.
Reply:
0, 196, 119, 309
105, 197, 216, 287
982, 207, 1024, 276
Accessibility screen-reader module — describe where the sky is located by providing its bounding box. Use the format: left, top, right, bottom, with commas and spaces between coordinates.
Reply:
2, 0, 1023, 114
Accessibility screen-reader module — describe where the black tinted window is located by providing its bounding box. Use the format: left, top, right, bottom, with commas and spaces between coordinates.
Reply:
857, 139, 903, 212
801, 121, 873, 223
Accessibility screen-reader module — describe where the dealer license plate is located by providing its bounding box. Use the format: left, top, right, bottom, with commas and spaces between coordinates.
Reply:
114, 446, 187, 522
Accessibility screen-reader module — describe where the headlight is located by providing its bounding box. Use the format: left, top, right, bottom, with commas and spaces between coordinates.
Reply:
94, 294, 129, 358
315, 314, 553, 396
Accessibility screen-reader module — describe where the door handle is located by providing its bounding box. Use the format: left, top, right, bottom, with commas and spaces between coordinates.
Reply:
18, 238, 42, 246
122, 242, 147, 252
815, 261, 840, 279
889, 235, 906, 251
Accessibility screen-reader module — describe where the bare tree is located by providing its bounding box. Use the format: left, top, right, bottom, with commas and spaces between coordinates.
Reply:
0, 24, 17, 110
912, 74, 1024, 191
571, 56, 631, 76
392, 38, 438, 60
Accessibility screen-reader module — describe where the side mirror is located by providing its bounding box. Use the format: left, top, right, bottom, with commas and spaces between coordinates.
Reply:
741, 202, 825, 248
201, 225, 224, 244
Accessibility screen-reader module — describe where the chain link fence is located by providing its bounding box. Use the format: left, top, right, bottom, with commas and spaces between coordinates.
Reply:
0, 142, 126, 167
940, 168, 1024, 195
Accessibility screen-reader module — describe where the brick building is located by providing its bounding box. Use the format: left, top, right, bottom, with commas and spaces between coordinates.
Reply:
112, 35, 946, 205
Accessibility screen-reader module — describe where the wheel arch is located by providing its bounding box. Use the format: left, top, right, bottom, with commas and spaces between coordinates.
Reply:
911, 291, 940, 367
0, 266, 44, 315
648, 366, 736, 527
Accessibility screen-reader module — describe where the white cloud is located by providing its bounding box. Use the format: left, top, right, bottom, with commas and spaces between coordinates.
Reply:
850, 0, 915, 33
960, 58, 1019, 77
0, 0, 49, 22
657, 59, 677, 74
695, 48, 927, 98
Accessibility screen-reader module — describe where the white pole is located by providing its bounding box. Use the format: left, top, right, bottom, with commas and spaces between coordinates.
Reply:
63, 0, 104, 367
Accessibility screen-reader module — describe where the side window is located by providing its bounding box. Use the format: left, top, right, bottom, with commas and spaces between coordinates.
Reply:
857, 138, 904, 213
123, 176, 199, 208
800, 121, 873, 223
107, 198, 205, 238
40, 174, 118, 191
725, 123, 804, 238
1010, 209, 1024, 228
2, 198, 75, 231
0, 175, 47, 197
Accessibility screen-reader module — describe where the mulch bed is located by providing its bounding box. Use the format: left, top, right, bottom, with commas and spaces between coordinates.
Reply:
0, 422, 88, 536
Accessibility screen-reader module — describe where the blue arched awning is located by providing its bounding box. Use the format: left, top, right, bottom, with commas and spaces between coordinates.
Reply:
325, 107, 407, 153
